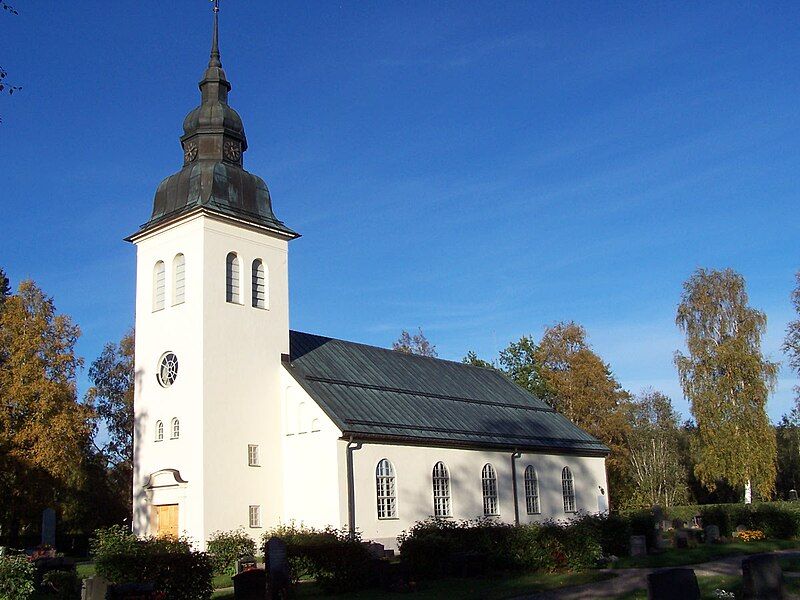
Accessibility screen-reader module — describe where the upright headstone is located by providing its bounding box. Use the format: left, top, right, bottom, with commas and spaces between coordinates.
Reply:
41, 508, 56, 547
675, 530, 689, 549
265, 537, 290, 600
742, 554, 783, 600
237, 555, 257, 574
81, 576, 109, 600
630, 535, 647, 557
790, 489, 798, 501
647, 568, 701, 600
233, 569, 266, 600
704, 524, 720, 544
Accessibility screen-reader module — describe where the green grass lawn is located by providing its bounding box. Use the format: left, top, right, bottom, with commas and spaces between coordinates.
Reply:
617, 573, 800, 599
613, 539, 800, 569
212, 571, 614, 600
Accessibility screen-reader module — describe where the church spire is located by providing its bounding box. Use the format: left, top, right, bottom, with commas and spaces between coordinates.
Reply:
209, 0, 221, 69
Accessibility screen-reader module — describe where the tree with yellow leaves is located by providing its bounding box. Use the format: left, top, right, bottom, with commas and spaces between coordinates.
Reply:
0, 279, 93, 544
675, 268, 777, 501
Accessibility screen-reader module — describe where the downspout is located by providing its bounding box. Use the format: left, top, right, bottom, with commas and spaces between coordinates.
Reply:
346, 438, 362, 540
511, 451, 522, 525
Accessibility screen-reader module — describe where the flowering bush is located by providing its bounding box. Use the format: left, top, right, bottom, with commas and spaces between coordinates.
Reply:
0, 554, 35, 600
736, 529, 765, 542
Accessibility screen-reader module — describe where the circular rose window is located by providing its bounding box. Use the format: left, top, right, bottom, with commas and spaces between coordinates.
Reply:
157, 352, 179, 387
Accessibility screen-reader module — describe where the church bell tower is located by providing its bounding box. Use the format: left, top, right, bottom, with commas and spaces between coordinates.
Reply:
127, 4, 298, 547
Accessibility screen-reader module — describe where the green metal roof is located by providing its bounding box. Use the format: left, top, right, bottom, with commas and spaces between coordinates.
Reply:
286, 331, 609, 456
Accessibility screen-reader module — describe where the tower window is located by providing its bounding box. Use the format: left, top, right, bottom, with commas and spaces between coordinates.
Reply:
432, 461, 451, 518
249, 505, 262, 528
153, 261, 165, 311
482, 463, 499, 516
155, 420, 164, 442
376, 459, 397, 519
252, 259, 267, 309
156, 352, 179, 388
171, 418, 180, 440
562, 467, 576, 513
173, 254, 186, 305
248, 444, 260, 467
524, 465, 540, 515
226, 252, 240, 304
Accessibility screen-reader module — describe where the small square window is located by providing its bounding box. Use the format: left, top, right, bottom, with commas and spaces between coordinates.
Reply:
248, 444, 260, 467
249, 505, 261, 528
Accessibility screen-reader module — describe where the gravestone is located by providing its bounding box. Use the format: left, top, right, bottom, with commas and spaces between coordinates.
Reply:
237, 555, 257, 574
704, 524, 720, 544
674, 530, 689, 549
265, 537, 290, 600
630, 535, 647, 557
80, 576, 109, 600
789, 489, 798, 501
672, 518, 686, 530
735, 524, 748, 538
42, 508, 56, 547
233, 568, 266, 600
742, 554, 783, 600
647, 568, 701, 600
692, 515, 702, 529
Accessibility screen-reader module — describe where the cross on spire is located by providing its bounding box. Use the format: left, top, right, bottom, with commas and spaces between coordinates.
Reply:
209, 0, 221, 68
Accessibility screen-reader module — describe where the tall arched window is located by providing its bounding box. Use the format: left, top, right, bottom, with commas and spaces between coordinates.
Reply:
171, 418, 180, 440
376, 459, 396, 519
252, 259, 267, 309
173, 254, 185, 305
482, 463, 498, 516
153, 261, 165, 311
155, 420, 164, 442
524, 465, 540, 515
226, 252, 240, 303
562, 466, 576, 513
432, 462, 451, 517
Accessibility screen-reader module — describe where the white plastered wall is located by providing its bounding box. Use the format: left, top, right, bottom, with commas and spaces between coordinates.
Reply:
342, 442, 608, 550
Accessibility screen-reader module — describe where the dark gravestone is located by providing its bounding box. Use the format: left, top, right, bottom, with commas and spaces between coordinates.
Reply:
647, 568, 701, 600
742, 554, 783, 600
789, 489, 798, 501
704, 524, 720, 544
237, 555, 257, 574
630, 535, 647, 557
265, 537, 290, 600
234, 568, 266, 600
675, 530, 689, 549
42, 508, 56, 547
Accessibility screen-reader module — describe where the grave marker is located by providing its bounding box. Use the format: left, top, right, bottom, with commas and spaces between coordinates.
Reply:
647, 568, 701, 600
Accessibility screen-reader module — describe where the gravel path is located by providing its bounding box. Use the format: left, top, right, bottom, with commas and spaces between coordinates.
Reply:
516, 550, 800, 600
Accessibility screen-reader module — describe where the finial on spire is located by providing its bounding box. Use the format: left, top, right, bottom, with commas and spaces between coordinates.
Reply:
209, 0, 221, 68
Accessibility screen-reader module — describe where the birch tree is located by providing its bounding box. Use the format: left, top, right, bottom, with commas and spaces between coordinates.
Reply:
675, 268, 777, 500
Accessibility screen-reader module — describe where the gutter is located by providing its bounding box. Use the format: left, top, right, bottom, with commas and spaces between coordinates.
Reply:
345, 437, 363, 539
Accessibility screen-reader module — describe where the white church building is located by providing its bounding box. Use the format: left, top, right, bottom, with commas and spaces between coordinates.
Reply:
129, 11, 609, 551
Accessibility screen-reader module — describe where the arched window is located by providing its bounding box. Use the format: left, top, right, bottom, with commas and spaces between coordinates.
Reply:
310, 418, 320, 432
482, 463, 498, 516
524, 465, 540, 515
252, 259, 267, 309
173, 254, 186, 305
155, 420, 164, 442
153, 261, 165, 311
297, 402, 306, 433
226, 252, 240, 303
432, 462, 451, 517
171, 418, 180, 440
562, 467, 576, 513
376, 459, 396, 519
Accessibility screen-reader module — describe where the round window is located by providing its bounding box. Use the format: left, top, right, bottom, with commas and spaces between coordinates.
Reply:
157, 352, 179, 387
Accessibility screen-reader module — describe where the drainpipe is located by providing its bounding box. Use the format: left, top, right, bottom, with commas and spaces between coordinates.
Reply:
511, 451, 522, 525
346, 438, 362, 540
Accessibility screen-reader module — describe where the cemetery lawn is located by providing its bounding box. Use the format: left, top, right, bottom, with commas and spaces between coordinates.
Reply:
613, 538, 800, 569
211, 571, 614, 599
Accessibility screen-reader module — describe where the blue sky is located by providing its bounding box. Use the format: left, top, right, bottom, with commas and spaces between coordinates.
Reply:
2, 1, 799, 421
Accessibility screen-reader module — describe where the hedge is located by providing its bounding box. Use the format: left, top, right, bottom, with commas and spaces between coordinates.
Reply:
206, 529, 256, 576
263, 525, 374, 593
0, 555, 35, 600
92, 526, 213, 600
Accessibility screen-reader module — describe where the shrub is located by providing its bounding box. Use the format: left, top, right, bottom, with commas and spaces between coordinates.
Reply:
0, 555, 36, 600
41, 569, 81, 600
696, 503, 800, 540
92, 526, 213, 600
264, 524, 373, 593
207, 529, 256, 576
